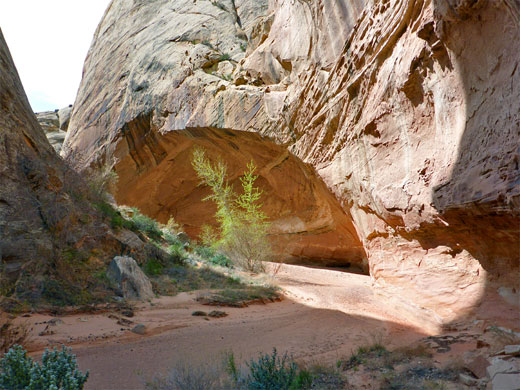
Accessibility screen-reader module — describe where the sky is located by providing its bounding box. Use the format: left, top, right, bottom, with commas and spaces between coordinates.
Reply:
0, 1, 111, 112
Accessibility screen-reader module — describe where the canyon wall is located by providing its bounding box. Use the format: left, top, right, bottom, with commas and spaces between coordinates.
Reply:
62, 0, 369, 267
0, 30, 151, 306
63, 0, 519, 325
282, 0, 520, 322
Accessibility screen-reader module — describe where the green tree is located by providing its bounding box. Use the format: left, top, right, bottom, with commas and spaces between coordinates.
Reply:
191, 148, 271, 272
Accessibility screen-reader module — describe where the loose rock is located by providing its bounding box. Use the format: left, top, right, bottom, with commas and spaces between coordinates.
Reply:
107, 256, 155, 301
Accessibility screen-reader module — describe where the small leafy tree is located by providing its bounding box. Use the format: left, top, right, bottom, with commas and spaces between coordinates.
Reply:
0, 345, 89, 390
191, 148, 271, 272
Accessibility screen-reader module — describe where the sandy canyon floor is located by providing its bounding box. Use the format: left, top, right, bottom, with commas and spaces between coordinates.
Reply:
13, 263, 517, 389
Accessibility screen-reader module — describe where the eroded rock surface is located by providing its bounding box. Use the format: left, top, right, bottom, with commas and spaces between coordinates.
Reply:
282, 0, 520, 323
63, 0, 519, 326
62, 0, 368, 268
0, 29, 151, 306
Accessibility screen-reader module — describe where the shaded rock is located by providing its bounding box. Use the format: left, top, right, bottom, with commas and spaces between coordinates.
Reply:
58, 105, 72, 130
0, 29, 136, 306
131, 324, 146, 335
505, 346, 520, 357
466, 355, 491, 379
107, 256, 154, 301
459, 373, 478, 387
208, 310, 227, 318
191, 311, 207, 316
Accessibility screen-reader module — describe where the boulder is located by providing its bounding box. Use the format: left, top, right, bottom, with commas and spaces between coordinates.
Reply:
58, 105, 73, 130
107, 256, 154, 301
466, 355, 491, 379
131, 324, 146, 335
46, 130, 67, 153
35, 110, 60, 132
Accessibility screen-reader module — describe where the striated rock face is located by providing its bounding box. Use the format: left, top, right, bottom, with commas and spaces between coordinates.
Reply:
63, 0, 519, 325
62, 0, 369, 268
283, 0, 520, 323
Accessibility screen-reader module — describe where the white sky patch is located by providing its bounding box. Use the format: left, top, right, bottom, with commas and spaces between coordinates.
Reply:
0, 1, 111, 112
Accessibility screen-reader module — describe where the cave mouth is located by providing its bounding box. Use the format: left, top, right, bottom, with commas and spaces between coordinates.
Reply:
112, 124, 367, 271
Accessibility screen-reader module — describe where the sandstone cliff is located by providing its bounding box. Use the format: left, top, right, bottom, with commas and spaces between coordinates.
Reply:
62, 0, 519, 326
283, 0, 520, 323
62, 0, 369, 268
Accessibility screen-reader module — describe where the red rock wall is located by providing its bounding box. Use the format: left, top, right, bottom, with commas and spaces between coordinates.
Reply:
283, 0, 520, 322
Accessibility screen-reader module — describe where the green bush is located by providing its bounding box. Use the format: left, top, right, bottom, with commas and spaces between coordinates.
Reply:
94, 202, 135, 230
209, 253, 232, 267
246, 349, 298, 390
0, 345, 88, 390
167, 242, 187, 263
163, 231, 181, 246
144, 259, 164, 276
194, 245, 215, 259
130, 208, 163, 240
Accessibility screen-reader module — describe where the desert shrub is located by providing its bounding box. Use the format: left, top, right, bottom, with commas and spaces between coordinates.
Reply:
163, 231, 181, 246
41, 279, 93, 307
225, 349, 308, 390
145, 360, 221, 390
165, 217, 182, 234
194, 245, 232, 267
219, 53, 231, 61
191, 148, 271, 272
94, 201, 136, 230
194, 245, 215, 259
130, 208, 163, 240
0, 345, 88, 390
167, 242, 187, 262
85, 164, 118, 202
199, 224, 219, 247
149, 350, 314, 390
339, 343, 388, 370
197, 286, 279, 307
144, 259, 164, 276
209, 253, 232, 267
246, 348, 297, 390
